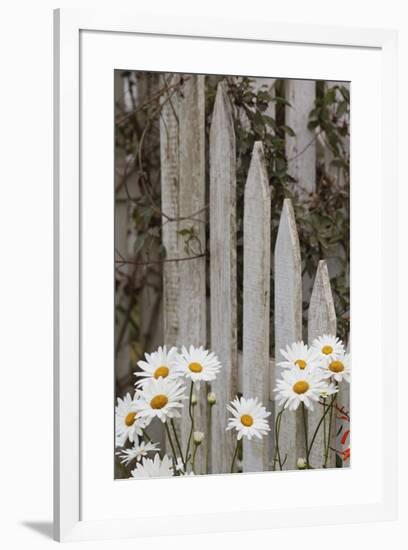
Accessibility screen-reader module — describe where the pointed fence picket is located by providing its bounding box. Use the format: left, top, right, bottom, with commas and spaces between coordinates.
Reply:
157, 77, 349, 474
209, 81, 238, 474
274, 198, 304, 470
307, 260, 337, 468
242, 142, 271, 472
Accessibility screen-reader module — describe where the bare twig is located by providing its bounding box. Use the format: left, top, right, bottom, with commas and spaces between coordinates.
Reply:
115, 253, 207, 267
286, 129, 323, 163
115, 76, 188, 126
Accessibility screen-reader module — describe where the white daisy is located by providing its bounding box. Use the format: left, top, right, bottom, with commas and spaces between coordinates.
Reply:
115, 440, 160, 466
193, 431, 205, 445
115, 393, 146, 447
135, 377, 186, 423
319, 381, 339, 399
175, 345, 222, 386
134, 345, 180, 388
226, 396, 271, 441
131, 454, 174, 479
278, 341, 320, 371
319, 351, 351, 383
311, 334, 345, 361
274, 368, 336, 411
174, 457, 185, 473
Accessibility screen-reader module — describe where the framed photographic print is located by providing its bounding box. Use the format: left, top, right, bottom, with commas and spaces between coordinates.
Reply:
54, 8, 398, 542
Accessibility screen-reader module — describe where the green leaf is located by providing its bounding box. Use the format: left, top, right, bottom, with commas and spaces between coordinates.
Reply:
339, 85, 350, 102
336, 101, 348, 118
281, 125, 295, 137
308, 119, 320, 130
177, 228, 192, 237
325, 88, 337, 105
263, 115, 278, 131
272, 96, 291, 107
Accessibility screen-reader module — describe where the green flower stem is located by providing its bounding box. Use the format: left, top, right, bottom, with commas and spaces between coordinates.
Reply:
324, 394, 337, 467
170, 418, 184, 466
322, 399, 327, 461
206, 400, 212, 475
273, 403, 287, 471
307, 397, 335, 460
185, 382, 195, 467
302, 402, 309, 468
274, 412, 283, 470
164, 422, 178, 472
230, 439, 239, 473
192, 444, 200, 474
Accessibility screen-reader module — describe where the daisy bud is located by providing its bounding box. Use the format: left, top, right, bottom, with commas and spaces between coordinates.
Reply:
191, 393, 198, 406
193, 431, 204, 445
207, 392, 216, 405
297, 457, 307, 470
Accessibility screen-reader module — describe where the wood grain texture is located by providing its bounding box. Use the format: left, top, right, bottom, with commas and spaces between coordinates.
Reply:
160, 75, 207, 473
285, 80, 316, 195
160, 74, 182, 349
209, 81, 238, 474
274, 198, 303, 470
160, 74, 183, 462
177, 75, 207, 474
242, 141, 271, 472
307, 260, 337, 468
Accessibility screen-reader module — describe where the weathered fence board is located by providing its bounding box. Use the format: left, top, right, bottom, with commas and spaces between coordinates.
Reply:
160, 74, 207, 473
308, 260, 337, 468
177, 75, 207, 474
242, 142, 271, 472
274, 198, 304, 469
160, 74, 183, 461
285, 80, 316, 195
160, 74, 182, 348
209, 81, 238, 474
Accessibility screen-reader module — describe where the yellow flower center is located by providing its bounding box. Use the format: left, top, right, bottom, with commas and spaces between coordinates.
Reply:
329, 360, 344, 373
189, 362, 203, 373
154, 365, 169, 379
240, 414, 254, 427
322, 345, 333, 355
293, 380, 309, 395
125, 412, 137, 426
150, 394, 169, 409
295, 359, 307, 370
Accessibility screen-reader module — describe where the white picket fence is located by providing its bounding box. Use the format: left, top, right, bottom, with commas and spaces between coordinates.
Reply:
159, 75, 349, 474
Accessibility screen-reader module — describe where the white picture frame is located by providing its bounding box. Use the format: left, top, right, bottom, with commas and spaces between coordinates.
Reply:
54, 8, 398, 542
